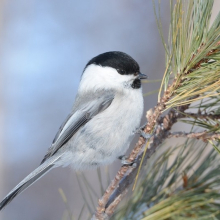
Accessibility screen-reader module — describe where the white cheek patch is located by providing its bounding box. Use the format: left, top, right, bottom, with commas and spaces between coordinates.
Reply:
78, 64, 136, 92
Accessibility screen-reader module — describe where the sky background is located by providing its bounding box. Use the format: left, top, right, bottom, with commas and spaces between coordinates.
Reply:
0, 1, 218, 220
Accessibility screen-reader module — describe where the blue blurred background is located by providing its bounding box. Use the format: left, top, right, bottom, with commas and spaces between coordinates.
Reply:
0, 1, 175, 219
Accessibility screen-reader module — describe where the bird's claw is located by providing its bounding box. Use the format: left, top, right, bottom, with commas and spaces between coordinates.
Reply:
134, 123, 158, 140
118, 155, 135, 166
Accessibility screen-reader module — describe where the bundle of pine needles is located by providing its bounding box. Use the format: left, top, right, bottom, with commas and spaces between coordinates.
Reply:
114, 141, 220, 219
157, 0, 220, 110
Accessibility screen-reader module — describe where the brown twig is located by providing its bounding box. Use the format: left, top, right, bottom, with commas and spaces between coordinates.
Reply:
168, 131, 220, 142
177, 112, 220, 120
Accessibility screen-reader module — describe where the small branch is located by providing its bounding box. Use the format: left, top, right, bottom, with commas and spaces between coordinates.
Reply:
177, 112, 220, 120
168, 131, 220, 142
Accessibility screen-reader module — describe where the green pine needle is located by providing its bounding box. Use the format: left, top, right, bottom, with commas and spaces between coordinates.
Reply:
113, 141, 220, 220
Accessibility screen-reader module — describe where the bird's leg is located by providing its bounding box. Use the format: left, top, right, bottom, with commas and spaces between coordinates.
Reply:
118, 155, 136, 167
118, 155, 130, 164
118, 124, 158, 167
134, 123, 157, 140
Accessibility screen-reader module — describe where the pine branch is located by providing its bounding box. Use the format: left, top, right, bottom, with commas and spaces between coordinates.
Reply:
91, 1, 220, 219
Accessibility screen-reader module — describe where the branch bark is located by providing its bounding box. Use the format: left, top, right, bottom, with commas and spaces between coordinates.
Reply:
168, 131, 220, 142
177, 112, 220, 120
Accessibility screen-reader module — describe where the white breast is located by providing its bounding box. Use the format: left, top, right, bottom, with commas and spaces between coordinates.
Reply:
57, 88, 144, 170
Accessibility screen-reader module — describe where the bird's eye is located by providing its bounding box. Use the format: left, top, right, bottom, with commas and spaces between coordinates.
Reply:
134, 72, 139, 76
117, 69, 126, 75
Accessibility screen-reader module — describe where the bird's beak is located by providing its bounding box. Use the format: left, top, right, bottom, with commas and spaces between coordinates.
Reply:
138, 72, 148, 80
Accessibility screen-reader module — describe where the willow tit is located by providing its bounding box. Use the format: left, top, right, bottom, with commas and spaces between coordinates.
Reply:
0, 51, 147, 210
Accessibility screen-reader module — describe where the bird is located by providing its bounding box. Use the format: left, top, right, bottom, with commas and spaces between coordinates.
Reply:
0, 51, 147, 210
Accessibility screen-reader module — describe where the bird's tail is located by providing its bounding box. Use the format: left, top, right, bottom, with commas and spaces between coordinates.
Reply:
0, 154, 63, 211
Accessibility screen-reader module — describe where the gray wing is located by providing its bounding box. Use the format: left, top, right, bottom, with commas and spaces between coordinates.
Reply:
41, 91, 114, 164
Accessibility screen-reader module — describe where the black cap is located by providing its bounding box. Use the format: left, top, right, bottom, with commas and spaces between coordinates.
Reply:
85, 51, 140, 75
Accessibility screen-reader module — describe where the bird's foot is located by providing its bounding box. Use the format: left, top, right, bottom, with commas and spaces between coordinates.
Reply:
118, 155, 136, 167
134, 123, 158, 140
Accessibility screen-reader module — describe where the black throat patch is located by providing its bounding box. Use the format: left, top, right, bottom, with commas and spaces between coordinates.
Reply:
131, 79, 141, 89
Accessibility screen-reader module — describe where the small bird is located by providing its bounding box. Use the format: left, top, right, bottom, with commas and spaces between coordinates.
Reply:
0, 51, 147, 210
